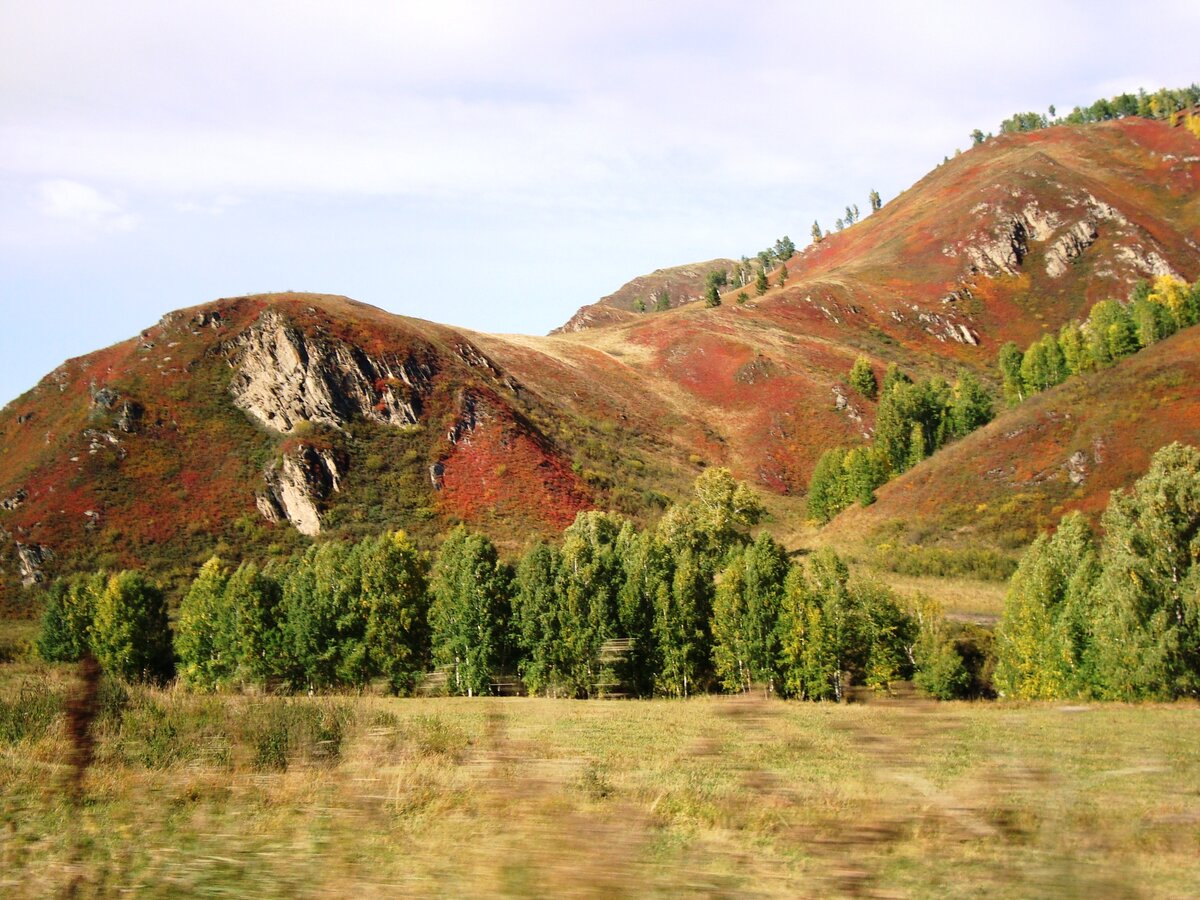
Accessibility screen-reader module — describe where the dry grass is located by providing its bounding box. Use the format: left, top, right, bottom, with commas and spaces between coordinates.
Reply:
866, 572, 1008, 623
3, 660, 1199, 897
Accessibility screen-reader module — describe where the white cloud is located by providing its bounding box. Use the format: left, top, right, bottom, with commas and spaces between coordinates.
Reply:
34, 179, 137, 231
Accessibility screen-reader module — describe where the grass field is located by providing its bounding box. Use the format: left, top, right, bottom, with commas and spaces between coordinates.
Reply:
3, 660, 1199, 897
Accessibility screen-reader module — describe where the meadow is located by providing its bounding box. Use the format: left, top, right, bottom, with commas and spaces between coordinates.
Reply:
3, 658, 1199, 897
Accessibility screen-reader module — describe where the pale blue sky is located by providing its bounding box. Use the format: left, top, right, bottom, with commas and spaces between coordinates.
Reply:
2, 0, 1198, 405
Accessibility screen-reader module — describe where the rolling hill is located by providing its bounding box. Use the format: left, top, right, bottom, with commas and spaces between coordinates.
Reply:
2, 116, 1198, 601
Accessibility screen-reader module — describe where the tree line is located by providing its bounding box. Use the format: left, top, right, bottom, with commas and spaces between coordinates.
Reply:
806, 363, 994, 522
970, 83, 1200, 145
37, 469, 981, 701
996, 443, 1200, 700
997, 276, 1200, 406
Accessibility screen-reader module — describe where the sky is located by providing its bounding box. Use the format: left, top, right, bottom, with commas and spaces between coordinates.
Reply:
2, 1, 1199, 406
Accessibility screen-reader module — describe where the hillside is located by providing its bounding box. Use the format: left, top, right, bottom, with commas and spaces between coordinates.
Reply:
552, 259, 736, 333
2, 117, 1198, 600
823, 323, 1200, 553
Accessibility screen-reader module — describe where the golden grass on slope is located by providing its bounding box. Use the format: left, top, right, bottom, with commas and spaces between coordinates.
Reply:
3, 663, 1199, 897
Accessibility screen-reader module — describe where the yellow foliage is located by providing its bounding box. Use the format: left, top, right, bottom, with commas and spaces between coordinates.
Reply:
1187, 114, 1200, 140
1148, 274, 1189, 317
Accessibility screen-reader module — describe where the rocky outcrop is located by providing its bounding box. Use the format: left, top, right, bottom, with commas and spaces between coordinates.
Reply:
965, 192, 1178, 283
15, 542, 51, 586
116, 400, 143, 433
225, 309, 435, 433
1, 489, 26, 511
256, 445, 343, 536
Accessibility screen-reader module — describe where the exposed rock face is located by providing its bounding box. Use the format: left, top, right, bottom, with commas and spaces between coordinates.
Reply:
1, 489, 26, 511
15, 542, 51, 586
116, 400, 143, 433
256, 445, 343, 536
225, 309, 435, 433
964, 193, 1178, 283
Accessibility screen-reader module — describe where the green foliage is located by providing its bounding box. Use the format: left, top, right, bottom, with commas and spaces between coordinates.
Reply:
810, 221, 822, 243
807, 448, 848, 523
994, 513, 1100, 700
512, 541, 563, 695
554, 511, 625, 697
1019, 334, 1067, 394
777, 264, 788, 288
777, 549, 914, 700
1088, 443, 1200, 700
997, 444, 1200, 700
997, 341, 1025, 406
868, 189, 881, 212
849, 355, 877, 400
773, 235, 795, 260
429, 527, 512, 697
949, 370, 994, 437
359, 531, 430, 694
1087, 300, 1138, 365
910, 595, 970, 700
754, 267, 769, 296
653, 287, 671, 312
37, 572, 104, 662
711, 533, 788, 693
92, 571, 174, 683
176, 557, 233, 690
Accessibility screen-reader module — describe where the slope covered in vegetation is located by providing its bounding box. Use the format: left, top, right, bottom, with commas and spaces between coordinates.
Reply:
2, 115, 1199, 601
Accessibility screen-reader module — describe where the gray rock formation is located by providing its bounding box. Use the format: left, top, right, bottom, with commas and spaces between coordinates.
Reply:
1, 489, 26, 511
256, 445, 343, 536
225, 309, 434, 434
15, 542, 51, 586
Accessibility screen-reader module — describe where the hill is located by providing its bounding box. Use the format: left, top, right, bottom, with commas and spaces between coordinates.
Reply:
2, 117, 1198, 600
552, 259, 736, 333
822, 323, 1200, 554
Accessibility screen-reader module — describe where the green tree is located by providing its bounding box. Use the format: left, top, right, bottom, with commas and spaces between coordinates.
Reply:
807, 447, 849, 523
654, 287, 671, 312
843, 446, 887, 507
711, 533, 788, 693
1057, 321, 1093, 376
755, 267, 769, 296
429, 527, 511, 697
949, 370, 994, 437
910, 594, 970, 699
1088, 444, 1200, 699
880, 363, 910, 397
92, 571, 173, 683
227, 561, 285, 685
176, 556, 233, 690
868, 189, 881, 212
615, 524, 667, 697
1019, 334, 1067, 394
555, 511, 625, 697
998, 341, 1026, 405
849, 356, 877, 400
512, 541, 564, 695
811, 221, 823, 243
279, 542, 371, 690
994, 513, 1100, 699
655, 547, 710, 697
1087, 300, 1137, 365
774, 235, 795, 260
777, 264, 788, 288
37, 572, 105, 663
360, 531, 430, 694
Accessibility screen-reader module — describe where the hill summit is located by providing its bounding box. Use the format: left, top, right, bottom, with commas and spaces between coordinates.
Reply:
2, 116, 1198, 599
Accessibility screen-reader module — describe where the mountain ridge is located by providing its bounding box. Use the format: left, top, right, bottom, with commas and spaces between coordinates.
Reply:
2, 117, 1198, 600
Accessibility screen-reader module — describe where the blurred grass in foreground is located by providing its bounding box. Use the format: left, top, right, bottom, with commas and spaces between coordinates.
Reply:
1, 660, 1198, 897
